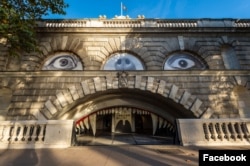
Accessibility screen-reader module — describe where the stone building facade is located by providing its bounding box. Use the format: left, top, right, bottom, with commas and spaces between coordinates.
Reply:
0, 18, 250, 145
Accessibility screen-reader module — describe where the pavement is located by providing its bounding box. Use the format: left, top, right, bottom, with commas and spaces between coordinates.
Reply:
76, 133, 175, 145
0, 133, 249, 166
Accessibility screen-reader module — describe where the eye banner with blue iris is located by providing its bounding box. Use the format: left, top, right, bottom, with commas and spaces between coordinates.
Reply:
42, 53, 83, 70
164, 53, 206, 70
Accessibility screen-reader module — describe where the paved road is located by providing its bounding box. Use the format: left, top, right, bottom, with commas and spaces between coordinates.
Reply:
0, 133, 249, 166
1, 145, 250, 166
76, 133, 175, 145
0, 145, 199, 166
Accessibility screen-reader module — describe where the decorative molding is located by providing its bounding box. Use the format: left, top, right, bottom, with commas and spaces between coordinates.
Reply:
117, 71, 129, 88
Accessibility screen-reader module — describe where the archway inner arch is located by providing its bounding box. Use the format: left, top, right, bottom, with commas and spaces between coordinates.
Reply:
41, 75, 212, 144
53, 89, 197, 141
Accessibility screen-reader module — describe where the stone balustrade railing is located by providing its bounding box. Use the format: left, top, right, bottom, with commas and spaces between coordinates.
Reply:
235, 21, 250, 27
177, 118, 250, 146
103, 20, 142, 28
156, 20, 197, 28
0, 120, 74, 149
37, 19, 250, 28
43, 20, 87, 28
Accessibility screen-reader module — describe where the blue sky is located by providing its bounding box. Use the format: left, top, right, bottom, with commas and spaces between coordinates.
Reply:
44, 0, 250, 19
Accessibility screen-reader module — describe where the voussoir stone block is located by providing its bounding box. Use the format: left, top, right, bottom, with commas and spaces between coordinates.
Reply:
157, 80, 166, 95
75, 84, 84, 98
180, 91, 191, 105
62, 90, 74, 104
41, 108, 53, 119
190, 99, 203, 114
88, 80, 96, 94
56, 92, 68, 107
81, 81, 91, 95
135, 76, 142, 89
68, 85, 80, 101
106, 76, 113, 89
201, 108, 215, 119
169, 85, 178, 100
45, 100, 58, 115
146, 77, 154, 92
93, 77, 102, 91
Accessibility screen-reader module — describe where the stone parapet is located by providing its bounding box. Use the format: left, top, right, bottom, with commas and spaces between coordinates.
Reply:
177, 118, 250, 146
0, 120, 74, 149
37, 19, 250, 28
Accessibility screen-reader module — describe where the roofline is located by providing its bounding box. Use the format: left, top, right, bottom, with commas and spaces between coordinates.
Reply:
36, 18, 250, 28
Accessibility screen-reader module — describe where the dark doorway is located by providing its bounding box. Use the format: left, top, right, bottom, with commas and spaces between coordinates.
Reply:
135, 114, 152, 135
115, 120, 131, 133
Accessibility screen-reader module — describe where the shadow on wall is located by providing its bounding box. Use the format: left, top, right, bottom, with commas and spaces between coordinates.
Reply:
0, 87, 12, 120
231, 85, 250, 118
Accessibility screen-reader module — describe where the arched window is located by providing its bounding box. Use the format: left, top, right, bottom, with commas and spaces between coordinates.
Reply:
103, 53, 144, 70
42, 52, 83, 70
164, 52, 206, 70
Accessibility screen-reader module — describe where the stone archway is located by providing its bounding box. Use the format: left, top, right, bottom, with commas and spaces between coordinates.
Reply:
41, 75, 214, 120
40, 74, 215, 144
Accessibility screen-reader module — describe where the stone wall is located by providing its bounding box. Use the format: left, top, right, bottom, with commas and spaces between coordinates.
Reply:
0, 71, 249, 120
0, 19, 250, 120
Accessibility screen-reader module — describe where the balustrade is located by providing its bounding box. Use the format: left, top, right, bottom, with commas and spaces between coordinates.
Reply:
0, 122, 47, 144
177, 119, 250, 146
0, 120, 74, 149
202, 121, 250, 142
36, 19, 250, 29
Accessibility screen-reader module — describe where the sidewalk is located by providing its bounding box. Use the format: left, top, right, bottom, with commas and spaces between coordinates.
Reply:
0, 145, 249, 166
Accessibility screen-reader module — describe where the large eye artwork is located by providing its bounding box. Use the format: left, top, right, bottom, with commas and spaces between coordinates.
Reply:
42, 54, 83, 70
103, 53, 144, 70
164, 53, 205, 70
115, 57, 136, 70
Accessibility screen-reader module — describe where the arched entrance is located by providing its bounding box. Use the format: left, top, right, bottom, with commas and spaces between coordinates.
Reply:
74, 106, 177, 145
52, 89, 197, 145
41, 76, 209, 145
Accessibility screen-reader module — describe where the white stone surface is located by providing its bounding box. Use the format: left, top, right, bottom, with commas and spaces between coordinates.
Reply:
0, 120, 74, 149
177, 118, 250, 146
45, 100, 58, 115
81, 81, 91, 95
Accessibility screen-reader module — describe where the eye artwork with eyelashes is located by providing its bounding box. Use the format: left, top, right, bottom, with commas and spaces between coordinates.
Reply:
103, 53, 144, 70
164, 54, 205, 70
42, 55, 83, 70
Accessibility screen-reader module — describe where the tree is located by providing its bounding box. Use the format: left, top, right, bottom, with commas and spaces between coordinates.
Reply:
0, 0, 68, 56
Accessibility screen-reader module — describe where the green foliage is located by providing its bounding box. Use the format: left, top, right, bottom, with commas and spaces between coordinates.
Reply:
0, 0, 68, 56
